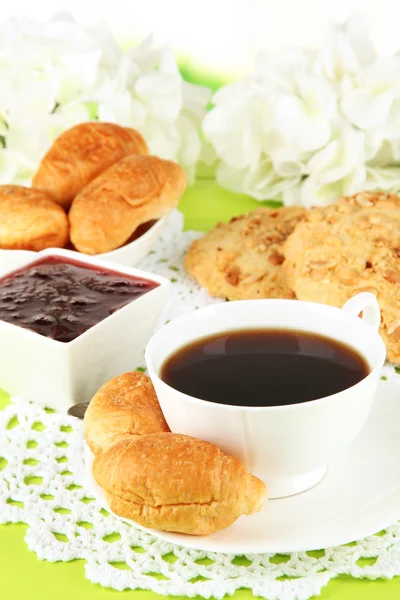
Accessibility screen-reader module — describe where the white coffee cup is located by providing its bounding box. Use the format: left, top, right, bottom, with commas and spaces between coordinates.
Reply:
145, 293, 386, 499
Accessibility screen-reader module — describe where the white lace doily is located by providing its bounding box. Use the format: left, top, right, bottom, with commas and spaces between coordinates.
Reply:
1, 210, 400, 600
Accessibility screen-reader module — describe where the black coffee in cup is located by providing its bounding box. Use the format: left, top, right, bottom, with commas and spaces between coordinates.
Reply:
161, 328, 370, 407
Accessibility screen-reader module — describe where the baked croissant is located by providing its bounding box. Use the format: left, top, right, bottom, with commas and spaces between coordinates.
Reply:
93, 433, 267, 535
69, 155, 187, 255
84, 371, 169, 456
0, 185, 69, 251
32, 122, 148, 209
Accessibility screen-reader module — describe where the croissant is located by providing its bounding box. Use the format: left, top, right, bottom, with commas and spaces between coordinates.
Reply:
93, 433, 267, 535
32, 122, 148, 209
69, 155, 187, 255
84, 371, 169, 456
0, 185, 69, 251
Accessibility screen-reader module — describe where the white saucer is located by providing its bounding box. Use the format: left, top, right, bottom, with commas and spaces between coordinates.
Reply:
85, 377, 400, 554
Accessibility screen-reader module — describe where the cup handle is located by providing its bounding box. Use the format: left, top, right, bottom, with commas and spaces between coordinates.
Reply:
342, 292, 381, 331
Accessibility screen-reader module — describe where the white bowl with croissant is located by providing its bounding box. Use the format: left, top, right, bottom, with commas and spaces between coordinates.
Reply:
0, 122, 187, 269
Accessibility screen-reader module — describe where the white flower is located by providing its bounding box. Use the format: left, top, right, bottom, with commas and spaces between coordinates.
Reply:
204, 42, 337, 202
265, 131, 310, 177
322, 14, 376, 80
6, 76, 59, 125
135, 73, 182, 124
203, 13, 400, 207
181, 81, 211, 128
287, 167, 366, 208
363, 128, 385, 162
307, 123, 365, 181
176, 115, 202, 181
53, 101, 91, 127
285, 126, 366, 207
253, 47, 316, 93
203, 93, 268, 170
369, 138, 400, 167
6, 119, 53, 165
274, 72, 337, 152
365, 166, 400, 192
377, 100, 400, 141
84, 20, 123, 70
128, 35, 166, 74
0, 149, 23, 184
0, 15, 102, 102
0, 148, 36, 186
95, 56, 139, 126
0, 76, 15, 127
216, 156, 300, 201
341, 58, 400, 129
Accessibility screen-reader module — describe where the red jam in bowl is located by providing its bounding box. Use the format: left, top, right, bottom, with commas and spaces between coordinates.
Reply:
0, 256, 158, 342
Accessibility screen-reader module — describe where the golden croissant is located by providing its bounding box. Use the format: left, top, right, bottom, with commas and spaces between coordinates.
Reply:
93, 433, 267, 535
0, 185, 69, 251
84, 371, 169, 456
32, 122, 148, 209
69, 154, 187, 255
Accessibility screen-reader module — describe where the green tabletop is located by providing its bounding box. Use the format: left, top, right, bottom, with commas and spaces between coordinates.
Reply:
1, 180, 400, 600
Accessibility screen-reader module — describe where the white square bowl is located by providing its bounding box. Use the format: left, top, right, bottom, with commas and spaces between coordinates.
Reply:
0, 248, 170, 411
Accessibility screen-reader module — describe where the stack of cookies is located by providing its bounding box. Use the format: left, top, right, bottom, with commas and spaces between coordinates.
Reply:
185, 192, 400, 363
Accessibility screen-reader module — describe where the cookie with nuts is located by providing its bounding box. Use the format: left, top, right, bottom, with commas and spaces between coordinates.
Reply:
284, 191, 400, 363
185, 207, 307, 300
